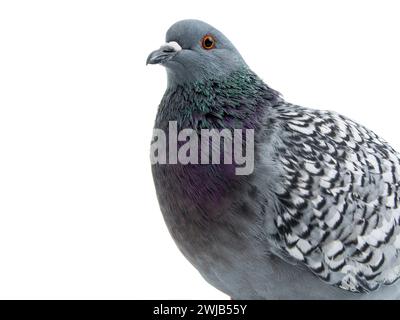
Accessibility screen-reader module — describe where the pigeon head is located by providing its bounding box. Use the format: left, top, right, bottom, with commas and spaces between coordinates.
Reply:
146, 19, 247, 85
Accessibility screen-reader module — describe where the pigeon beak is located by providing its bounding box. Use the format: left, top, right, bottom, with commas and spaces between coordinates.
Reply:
146, 41, 182, 65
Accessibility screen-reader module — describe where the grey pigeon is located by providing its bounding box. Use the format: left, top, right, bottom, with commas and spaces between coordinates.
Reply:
147, 19, 400, 299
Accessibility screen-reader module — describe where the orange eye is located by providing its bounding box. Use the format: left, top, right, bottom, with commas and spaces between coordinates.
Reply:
201, 35, 216, 50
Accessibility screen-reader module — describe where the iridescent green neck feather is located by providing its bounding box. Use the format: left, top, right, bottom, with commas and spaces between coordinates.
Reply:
155, 68, 281, 131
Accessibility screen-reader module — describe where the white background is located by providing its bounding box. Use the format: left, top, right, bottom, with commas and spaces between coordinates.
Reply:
0, 0, 399, 299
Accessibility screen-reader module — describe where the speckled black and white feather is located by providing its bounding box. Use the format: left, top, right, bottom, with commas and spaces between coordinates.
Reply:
272, 103, 400, 293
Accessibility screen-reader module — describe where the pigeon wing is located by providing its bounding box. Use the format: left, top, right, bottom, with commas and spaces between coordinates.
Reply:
271, 104, 400, 293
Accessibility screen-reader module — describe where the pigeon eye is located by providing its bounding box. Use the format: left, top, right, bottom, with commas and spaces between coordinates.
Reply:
201, 35, 216, 50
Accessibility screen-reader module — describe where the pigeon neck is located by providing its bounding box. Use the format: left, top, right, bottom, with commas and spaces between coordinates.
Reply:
156, 67, 281, 131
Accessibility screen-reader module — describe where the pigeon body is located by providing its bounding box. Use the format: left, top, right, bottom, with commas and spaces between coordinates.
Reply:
148, 20, 400, 299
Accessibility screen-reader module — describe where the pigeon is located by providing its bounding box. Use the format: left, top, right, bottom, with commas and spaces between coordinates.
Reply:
147, 19, 400, 299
